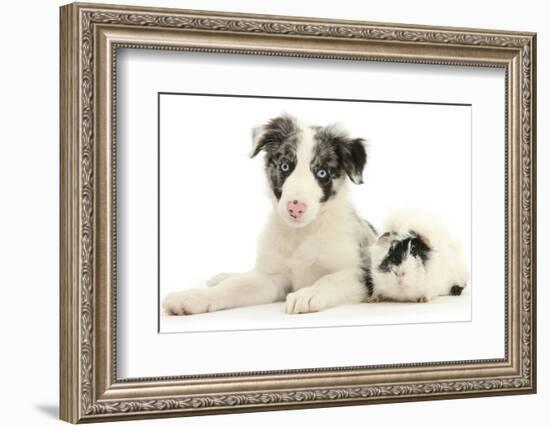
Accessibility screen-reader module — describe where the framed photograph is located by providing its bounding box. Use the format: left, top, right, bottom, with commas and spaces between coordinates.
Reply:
60, 2, 537, 423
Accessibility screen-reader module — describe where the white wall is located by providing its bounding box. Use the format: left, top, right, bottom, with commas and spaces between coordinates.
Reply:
0, 0, 545, 425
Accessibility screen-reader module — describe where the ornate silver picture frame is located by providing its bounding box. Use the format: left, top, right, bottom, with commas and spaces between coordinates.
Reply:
60, 2, 536, 423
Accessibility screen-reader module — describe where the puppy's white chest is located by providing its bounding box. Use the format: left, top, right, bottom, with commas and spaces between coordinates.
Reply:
286, 241, 328, 291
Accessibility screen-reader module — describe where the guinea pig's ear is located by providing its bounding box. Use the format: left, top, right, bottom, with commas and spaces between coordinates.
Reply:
376, 232, 391, 245
410, 230, 432, 249
249, 114, 298, 158
418, 234, 432, 248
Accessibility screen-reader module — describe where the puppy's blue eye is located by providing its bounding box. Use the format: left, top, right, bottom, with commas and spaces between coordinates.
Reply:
280, 162, 290, 172
316, 169, 328, 179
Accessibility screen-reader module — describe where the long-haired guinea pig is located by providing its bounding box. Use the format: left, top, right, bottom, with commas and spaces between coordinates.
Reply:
367, 210, 468, 303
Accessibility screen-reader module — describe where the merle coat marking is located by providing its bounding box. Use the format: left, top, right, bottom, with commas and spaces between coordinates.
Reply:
163, 114, 377, 315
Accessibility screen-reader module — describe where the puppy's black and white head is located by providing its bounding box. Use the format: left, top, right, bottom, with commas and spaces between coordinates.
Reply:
250, 114, 367, 227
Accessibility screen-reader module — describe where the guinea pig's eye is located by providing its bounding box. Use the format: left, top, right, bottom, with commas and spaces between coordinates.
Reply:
279, 162, 290, 173
316, 168, 329, 179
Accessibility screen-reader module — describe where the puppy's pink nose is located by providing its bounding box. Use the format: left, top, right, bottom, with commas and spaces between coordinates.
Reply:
395, 271, 406, 278
287, 200, 307, 220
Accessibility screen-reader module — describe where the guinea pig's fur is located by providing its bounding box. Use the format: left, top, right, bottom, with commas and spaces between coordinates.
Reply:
367, 210, 468, 303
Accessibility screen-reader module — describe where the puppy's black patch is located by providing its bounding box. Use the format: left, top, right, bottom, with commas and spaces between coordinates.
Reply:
361, 267, 374, 297
311, 126, 367, 202
250, 115, 299, 157
251, 115, 300, 200
450, 284, 465, 296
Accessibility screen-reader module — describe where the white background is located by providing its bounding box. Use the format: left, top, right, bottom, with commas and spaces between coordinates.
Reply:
158, 93, 473, 332
0, 0, 546, 426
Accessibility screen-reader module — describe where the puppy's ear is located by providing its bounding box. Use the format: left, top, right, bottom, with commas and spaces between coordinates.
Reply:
338, 138, 367, 184
317, 125, 367, 184
249, 126, 267, 158
249, 114, 298, 158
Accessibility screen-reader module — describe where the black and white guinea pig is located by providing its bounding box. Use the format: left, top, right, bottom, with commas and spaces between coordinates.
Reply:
367, 210, 468, 303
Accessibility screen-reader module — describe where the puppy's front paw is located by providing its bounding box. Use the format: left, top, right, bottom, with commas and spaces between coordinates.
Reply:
286, 287, 328, 314
162, 289, 213, 315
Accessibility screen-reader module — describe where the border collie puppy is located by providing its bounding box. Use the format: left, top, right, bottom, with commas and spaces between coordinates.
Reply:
163, 114, 377, 315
